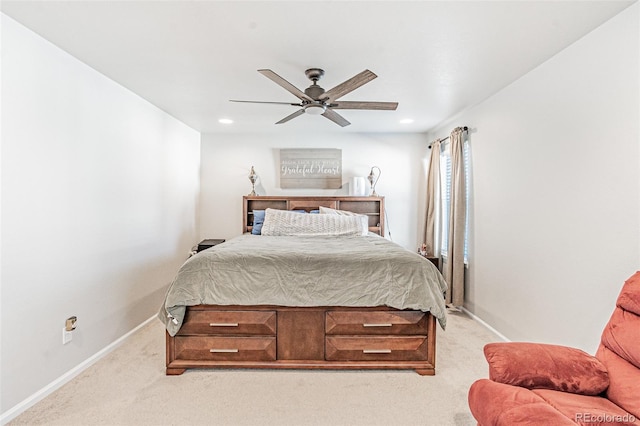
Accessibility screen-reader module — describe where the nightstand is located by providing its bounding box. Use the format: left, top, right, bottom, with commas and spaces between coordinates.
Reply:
196, 239, 226, 252
425, 257, 440, 270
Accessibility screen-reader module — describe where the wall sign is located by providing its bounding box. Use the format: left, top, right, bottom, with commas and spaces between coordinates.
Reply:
279, 148, 342, 189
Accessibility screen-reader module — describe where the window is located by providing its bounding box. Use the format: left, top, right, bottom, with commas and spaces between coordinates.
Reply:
439, 147, 452, 257
439, 139, 470, 264
463, 140, 470, 264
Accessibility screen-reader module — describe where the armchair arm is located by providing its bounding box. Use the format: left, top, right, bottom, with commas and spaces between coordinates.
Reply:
484, 342, 609, 396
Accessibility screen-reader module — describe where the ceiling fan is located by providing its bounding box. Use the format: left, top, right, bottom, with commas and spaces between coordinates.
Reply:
230, 68, 398, 127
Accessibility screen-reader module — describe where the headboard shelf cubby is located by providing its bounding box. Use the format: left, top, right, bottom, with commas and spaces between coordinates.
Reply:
243, 196, 385, 236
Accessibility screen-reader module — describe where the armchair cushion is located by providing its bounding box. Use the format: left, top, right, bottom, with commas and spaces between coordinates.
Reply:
596, 345, 640, 419
468, 379, 576, 425
484, 342, 609, 395
617, 272, 640, 316
602, 294, 640, 370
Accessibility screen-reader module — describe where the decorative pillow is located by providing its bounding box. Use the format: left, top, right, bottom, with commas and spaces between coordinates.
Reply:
252, 209, 306, 234
251, 210, 266, 235
484, 342, 609, 396
261, 208, 368, 236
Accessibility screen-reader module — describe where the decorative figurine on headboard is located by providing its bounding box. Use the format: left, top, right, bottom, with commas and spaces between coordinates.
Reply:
248, 166, 258, 196
367, 166, 381, 196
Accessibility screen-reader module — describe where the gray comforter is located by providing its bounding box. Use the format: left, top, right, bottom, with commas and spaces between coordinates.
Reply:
158, 234, 448, 336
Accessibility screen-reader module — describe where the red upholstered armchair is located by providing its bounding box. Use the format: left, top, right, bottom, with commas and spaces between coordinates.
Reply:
468, 272, 640, 425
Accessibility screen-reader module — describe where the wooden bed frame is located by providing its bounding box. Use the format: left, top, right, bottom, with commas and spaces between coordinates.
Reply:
166, 196, 437, 376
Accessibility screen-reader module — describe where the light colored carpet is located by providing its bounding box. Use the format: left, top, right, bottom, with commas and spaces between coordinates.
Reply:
9, 309, 501, 426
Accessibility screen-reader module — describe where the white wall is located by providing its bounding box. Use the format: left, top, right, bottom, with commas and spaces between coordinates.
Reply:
431, 4, 639, 353
0, 14, 201, 415
199, 133, 428, 251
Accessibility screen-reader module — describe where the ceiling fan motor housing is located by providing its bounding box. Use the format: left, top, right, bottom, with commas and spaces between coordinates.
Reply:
304, 85, 325, 100
304, 68, 326, 101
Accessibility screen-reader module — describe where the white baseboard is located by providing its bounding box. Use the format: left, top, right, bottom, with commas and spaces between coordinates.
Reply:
1, 315, 157, 425
460, 306, 511, 342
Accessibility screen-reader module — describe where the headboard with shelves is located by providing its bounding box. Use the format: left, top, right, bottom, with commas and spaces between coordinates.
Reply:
243, 196, 385, 236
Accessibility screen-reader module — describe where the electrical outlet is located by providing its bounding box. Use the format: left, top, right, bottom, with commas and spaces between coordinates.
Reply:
62, 327, 73, 344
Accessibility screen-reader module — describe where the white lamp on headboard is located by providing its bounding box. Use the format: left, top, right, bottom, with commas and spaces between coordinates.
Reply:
367, 166, 381, 196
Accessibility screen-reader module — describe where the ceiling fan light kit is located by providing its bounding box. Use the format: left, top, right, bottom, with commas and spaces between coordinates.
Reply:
230, 68, 398, 127
304, 104, 326, 115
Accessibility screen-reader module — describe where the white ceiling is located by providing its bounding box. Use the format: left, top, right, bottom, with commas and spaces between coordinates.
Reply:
1, 0, 635, 134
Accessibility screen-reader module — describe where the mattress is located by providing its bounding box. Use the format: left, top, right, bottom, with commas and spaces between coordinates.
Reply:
159, 233, 448, 336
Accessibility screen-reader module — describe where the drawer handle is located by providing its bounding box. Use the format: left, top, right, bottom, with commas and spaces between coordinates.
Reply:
363, 323, 392, 327
363, 349, 392, 354
209, 323, 239, 327
210, 349, 239, 353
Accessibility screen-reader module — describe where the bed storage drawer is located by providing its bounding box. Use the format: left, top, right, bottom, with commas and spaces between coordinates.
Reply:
166, 305, 437, 376
325, 336, 430, 361
325, 311, 429, 335
174, 336, 276, 361
177, 310, 277, 335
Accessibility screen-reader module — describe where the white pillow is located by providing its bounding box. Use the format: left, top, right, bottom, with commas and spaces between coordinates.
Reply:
261, 208, 368, 236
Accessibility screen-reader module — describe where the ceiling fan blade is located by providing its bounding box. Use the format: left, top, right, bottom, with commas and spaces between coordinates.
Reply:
319, 70, 377, 102
258, 69, 314, 102
230, 100, 303, 106
331, 101, 398, 110
275, 109, 305, 124
321, 109, 351, 127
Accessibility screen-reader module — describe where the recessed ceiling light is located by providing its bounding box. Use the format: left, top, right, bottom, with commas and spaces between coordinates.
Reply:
400, 118, 414, 124
219, 118, 233, 124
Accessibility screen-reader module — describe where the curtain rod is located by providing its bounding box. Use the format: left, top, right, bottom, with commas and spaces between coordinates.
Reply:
428, 126, 468, 149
